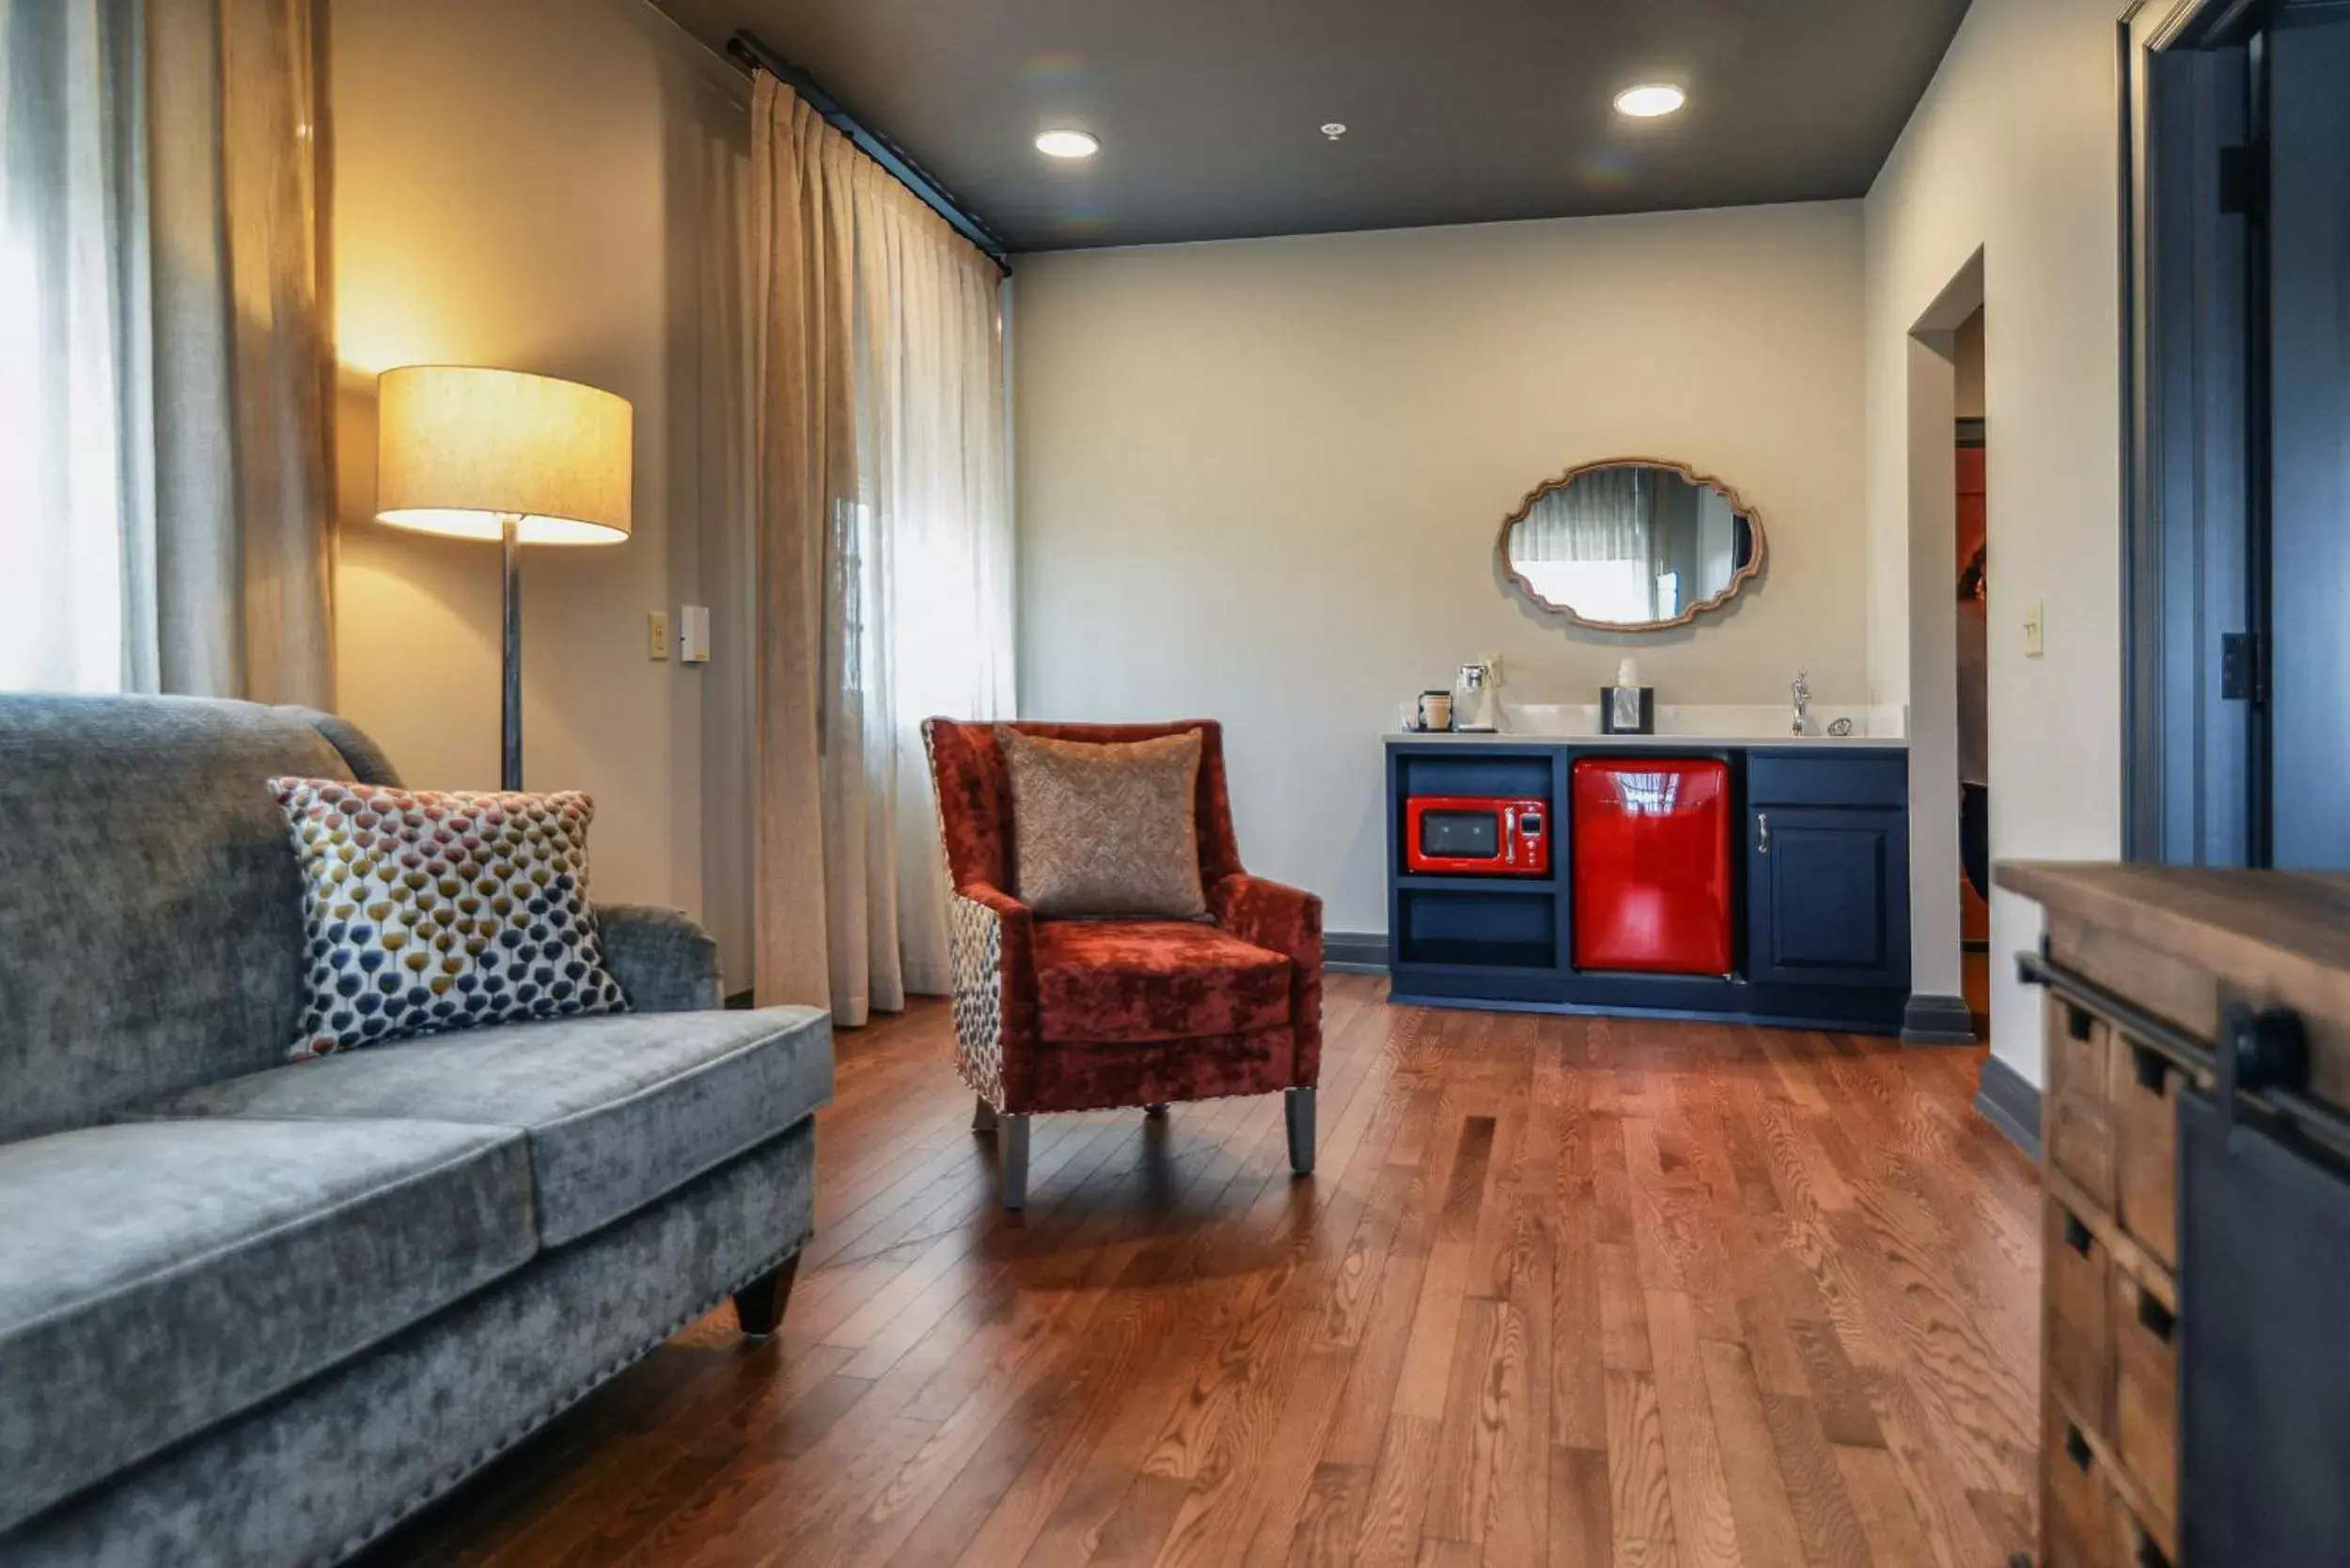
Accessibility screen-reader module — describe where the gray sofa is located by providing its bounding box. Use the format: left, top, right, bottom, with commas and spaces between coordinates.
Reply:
0, 696, 832, 1567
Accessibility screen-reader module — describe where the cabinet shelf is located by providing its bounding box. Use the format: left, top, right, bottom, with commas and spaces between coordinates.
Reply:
1393, 873, 1558, 895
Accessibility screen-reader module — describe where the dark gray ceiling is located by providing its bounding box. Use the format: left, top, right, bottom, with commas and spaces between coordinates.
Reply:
654, 0, 1973, 254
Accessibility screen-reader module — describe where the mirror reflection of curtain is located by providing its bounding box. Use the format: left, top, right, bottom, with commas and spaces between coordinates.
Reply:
1512, 467, 1674, 621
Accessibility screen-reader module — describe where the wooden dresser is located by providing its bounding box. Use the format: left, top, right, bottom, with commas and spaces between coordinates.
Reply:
1998, 864, 2350, 1568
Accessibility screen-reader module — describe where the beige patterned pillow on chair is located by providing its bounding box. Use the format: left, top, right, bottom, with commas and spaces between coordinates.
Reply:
999, 728, 1206, 917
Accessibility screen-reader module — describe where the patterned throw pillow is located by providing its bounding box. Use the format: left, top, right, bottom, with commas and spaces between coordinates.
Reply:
998, 728, 1206, 918
270, 778, 628, 1060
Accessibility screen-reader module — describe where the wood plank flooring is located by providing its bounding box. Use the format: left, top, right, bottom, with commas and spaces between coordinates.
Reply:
368, 975, 2040, 1568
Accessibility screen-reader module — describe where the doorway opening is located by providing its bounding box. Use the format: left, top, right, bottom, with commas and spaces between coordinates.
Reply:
1954, 307, 1990, 1037
1899, 249, 1983, 1049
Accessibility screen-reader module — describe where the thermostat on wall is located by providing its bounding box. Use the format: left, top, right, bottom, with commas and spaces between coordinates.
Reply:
677, 604, 712, 665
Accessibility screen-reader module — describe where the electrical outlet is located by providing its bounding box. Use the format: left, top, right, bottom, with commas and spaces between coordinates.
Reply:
2022, 599, 2044, 658
647, 610, 670, 661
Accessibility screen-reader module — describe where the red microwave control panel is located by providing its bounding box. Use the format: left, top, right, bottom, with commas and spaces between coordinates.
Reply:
1404, 796, 1550, 875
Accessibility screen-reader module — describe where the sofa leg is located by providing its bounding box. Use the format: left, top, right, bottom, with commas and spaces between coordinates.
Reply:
1285, 1087, 1316, 1177
1144, 1103, 1169, 1118
1001, 1113, 1031, 1211
972, 1095, 998, 1134
733, 1253, 799, 1340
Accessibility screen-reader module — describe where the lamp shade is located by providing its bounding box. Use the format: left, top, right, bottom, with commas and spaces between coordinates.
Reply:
375, 366, 633, 545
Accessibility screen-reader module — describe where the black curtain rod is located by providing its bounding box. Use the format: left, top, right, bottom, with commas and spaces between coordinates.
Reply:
725, 31, 1013, 275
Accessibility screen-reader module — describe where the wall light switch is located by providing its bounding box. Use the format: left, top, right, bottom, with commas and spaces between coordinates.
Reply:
678, 604, 711, 665
647, 610, 670, 662
2022, 599, 2044, 658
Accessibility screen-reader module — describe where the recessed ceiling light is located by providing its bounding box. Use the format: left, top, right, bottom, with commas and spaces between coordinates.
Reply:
1613, 84, 1686, 118
1035, 129, 1100, 159
1321, 122, 1348, 140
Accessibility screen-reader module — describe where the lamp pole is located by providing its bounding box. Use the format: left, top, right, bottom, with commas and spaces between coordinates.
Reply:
501, 513, 523, 791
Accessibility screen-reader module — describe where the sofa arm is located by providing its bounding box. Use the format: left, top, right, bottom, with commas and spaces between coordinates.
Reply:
1211, 873, 1324, 1087
948, 882, 1040, 1111
596, 904, 723, 1012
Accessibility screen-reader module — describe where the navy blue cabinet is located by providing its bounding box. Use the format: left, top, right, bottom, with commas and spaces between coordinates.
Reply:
1745, 806, 1910, 989
1385, 738, 1912, 1032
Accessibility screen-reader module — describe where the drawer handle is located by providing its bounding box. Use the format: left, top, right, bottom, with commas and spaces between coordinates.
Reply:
2065, 1004, 2095, 1042
2063, 1422, 2093, 1471
2138, 1286, 2177, 1343
2062, 1212, 2093, 1257
2130, 1041, 2170, 1091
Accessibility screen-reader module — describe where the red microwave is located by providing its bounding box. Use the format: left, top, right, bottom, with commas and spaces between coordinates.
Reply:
1405, 796, 1550, 875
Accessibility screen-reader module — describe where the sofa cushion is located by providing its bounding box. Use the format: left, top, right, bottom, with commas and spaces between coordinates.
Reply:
133, 1008, 834, 1247
0, 695, 380, 1141
1032, 920, 1292, 1043
270, 778, 627, 1060
0, 1118, 534, 1534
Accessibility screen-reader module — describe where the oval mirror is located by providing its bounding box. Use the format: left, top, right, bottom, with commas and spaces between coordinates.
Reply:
1499, 459, 1764, 632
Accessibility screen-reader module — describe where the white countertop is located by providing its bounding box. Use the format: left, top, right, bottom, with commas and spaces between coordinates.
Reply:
1387, 699, 1908, 748
1385, 729, 1908, 749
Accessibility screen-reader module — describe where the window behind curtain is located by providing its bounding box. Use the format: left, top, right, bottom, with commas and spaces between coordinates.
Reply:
1, 0, 131, 693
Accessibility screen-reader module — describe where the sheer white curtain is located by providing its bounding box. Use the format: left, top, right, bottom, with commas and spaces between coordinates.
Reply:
749, 77, 1012, 1024
0, 0, 333, 701
2, 0, 135, 691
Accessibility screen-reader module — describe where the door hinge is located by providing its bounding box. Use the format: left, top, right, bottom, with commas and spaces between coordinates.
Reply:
2219, 141, 2266, 219
2220, 631, 2261, 702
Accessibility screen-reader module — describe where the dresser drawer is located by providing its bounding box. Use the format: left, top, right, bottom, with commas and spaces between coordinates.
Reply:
2044, 1408, 2121, 1568
2112, 1267, 2179, 1529
2047, 997, 2118, 1207
2048, 1197, 2114, 1435
2108, 1034, 2181, 1268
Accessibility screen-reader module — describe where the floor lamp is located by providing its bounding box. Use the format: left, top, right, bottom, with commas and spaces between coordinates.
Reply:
373, 367, 634, 791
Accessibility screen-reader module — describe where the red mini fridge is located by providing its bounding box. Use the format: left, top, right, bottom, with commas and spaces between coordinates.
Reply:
1571, 758, 1733, 976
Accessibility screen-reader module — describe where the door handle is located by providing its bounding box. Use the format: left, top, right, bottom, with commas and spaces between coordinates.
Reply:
1756, 812, 1770, 855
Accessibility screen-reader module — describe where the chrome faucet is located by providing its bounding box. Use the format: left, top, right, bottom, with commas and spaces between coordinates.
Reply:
1791, 670, 1810, 736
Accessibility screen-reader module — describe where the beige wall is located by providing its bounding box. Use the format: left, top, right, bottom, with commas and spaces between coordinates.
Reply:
1014, 205, 1866, 935
331, 0, 749, 965
1864, 0, 2125, 1086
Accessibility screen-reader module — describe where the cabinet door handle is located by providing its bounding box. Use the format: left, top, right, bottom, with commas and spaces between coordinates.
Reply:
1756, 812, 1770, 855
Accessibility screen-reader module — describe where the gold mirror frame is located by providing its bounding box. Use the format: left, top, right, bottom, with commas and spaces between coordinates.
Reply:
1497, 457, 1767, 633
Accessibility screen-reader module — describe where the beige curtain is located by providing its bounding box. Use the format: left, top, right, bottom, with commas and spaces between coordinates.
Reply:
748, 75, 1012, 1025
0, 0, 333, 702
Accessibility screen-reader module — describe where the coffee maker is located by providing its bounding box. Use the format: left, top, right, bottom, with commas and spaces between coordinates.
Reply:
1451, 659, 1501, 732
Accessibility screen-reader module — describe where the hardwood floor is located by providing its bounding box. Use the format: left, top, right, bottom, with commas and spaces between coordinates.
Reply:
370, 975, 2041, 1568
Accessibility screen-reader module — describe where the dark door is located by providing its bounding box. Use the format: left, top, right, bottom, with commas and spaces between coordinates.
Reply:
1746, 808, 1910, 989
2130, 0, 2350, 869
2265, 4, 2350, 870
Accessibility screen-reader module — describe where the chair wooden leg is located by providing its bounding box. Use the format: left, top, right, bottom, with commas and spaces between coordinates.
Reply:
1001, 1113, 1031, 1210
1285, 1087, 1316, 1176
733, 1253, 799, 1340
972, 1095, 998, 1134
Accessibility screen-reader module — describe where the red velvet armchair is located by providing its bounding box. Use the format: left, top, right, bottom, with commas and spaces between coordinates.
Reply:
922, 719, 1324, 1209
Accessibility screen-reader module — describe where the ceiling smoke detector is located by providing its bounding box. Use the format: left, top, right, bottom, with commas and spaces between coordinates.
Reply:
1321, 122, 1347, 140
